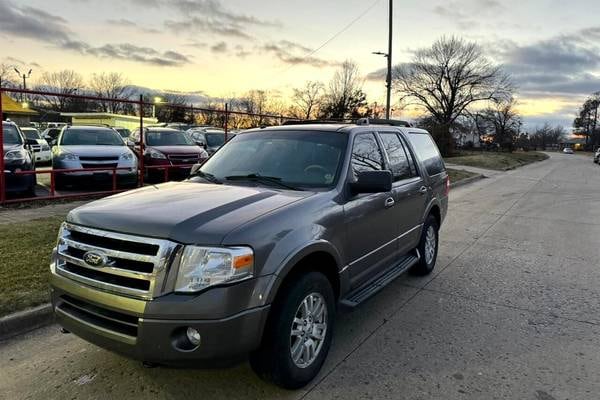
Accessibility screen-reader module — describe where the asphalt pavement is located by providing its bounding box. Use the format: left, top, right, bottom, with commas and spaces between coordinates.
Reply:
1, 152, 599, 400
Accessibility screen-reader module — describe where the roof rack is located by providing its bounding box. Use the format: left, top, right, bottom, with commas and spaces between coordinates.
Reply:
282, 118, 412, 127
67, 123, 113, 128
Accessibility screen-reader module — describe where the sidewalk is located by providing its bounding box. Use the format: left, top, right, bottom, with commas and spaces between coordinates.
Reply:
445, 163, 505, 177
0, 201, 87, 225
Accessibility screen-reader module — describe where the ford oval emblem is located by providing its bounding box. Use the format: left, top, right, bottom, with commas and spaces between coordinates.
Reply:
83, 251, 107, 268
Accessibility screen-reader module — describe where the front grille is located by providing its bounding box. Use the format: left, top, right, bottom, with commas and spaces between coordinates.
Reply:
56, 223, 179, 299
57, 295, 138, 341
80, 156, 119, 162
168, 154, 199, 165
32, 145, 41, 153
81, 163, 118, 169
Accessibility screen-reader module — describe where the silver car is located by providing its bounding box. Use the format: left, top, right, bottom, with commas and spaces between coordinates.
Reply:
52, 125, 138, 189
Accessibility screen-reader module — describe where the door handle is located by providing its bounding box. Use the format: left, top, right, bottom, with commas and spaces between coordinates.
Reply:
385, 197, 395, 208
419, 186, 428, 195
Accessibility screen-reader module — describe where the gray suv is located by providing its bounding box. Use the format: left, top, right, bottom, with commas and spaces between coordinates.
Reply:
50, 121, 448, 389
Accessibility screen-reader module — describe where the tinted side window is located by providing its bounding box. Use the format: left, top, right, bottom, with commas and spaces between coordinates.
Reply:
408, 133, 445, 176
351, 133, 384, 177
379, 132, 411, 181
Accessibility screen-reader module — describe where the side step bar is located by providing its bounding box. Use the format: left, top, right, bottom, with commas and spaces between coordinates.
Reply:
340, 251, 420, 308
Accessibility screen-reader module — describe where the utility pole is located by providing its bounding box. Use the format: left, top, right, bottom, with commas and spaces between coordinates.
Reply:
14, 68, 32, 102
386, 0, 393, 120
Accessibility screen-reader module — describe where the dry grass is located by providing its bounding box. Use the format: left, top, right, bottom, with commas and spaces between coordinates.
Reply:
446, 151, 548, 171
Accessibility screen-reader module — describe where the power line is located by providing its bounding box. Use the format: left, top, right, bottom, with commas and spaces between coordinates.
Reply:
277, 0, 383, 77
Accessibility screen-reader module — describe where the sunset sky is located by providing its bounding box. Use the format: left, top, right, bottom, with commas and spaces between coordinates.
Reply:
2, 0, 600, 128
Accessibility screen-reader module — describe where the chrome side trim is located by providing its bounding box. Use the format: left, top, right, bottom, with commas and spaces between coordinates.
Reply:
340, 224, 423, 274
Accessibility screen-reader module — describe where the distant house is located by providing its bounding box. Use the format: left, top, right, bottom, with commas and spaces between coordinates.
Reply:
453, 130, 481, 148
560, 136, 587, 150
1, 93, 38, 125
61, 112, 158, 131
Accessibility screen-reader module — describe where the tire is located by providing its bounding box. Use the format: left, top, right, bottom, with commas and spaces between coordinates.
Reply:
250, 271, 335, 389
411, 214, 439, 276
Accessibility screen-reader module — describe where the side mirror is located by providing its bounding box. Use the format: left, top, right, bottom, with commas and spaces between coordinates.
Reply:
349, 170, 392, 194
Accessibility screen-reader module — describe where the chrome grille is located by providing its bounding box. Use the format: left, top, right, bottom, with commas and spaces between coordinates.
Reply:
56, 223, 180, 300
168, 154, 199, 165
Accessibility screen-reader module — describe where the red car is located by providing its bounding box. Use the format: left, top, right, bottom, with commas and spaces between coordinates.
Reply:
129, 127, 208, 182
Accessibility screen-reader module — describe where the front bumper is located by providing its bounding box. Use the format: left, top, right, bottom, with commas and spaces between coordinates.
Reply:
3, 161, 35, 193
50, 271, 272, 365
33, 150, 52, 163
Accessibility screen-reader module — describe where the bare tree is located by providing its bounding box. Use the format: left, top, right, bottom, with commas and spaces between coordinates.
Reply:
574, 92, 600, 148
483, 96, 522, 151
320, 61, 368, 119
291, 81, 324, 119
394, 36, 513, 155
530, 124, 565, 150
0, 63, 16, 87
89, 72, 133, 114
36, 70, 84, 111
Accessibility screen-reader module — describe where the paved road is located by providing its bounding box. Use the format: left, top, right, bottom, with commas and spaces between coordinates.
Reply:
1, 152, 599, 400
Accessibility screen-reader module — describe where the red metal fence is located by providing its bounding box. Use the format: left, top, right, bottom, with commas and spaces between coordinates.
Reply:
0, 86, 298, 205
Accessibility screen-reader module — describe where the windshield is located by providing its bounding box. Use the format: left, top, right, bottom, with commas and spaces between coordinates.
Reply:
205, 133, 226, 147
2, 125, 23, 145
22, 128, 41, 140
146, 130, 194, 146
60, 129, 125, 146
198, 130, 348, 189
115, 128, 131, 138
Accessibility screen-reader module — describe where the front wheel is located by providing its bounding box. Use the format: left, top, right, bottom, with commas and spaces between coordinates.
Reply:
411, 215, 439, 276
250, 271, 335, 389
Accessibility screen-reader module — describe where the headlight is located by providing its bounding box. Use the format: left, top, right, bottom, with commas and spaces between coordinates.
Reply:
58, 152, 79, 161
42, 144, 50, 151
174, 246, 254, 293
147, 149, 166, 159
4, 149, 27, 161
120, 152, 134, 161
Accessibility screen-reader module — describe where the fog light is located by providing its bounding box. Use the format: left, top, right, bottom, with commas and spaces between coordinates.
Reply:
186, 327, 201, 346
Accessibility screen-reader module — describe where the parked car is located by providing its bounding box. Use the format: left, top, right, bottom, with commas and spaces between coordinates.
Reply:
50, 121, 448, 388
113, 127, 131, 140
563, 147, 574, 154
593, 148, 600, 163
2, 121, 37, 196
129, 127, 209, 181
41, 127, 63, 145
52, 125, 138, 189
20, 127, 52, 166
187, 128, 236, 155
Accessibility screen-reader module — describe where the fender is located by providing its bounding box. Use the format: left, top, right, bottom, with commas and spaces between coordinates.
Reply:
263, 239, 344, 305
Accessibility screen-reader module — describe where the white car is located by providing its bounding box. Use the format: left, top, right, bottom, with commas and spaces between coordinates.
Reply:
563, 147, 574, 154
20, 127, 52, 165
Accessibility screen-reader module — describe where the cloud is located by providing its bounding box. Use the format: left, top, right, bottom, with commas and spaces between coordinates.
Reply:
0, 0, 189, 67
163, 0, 280, 39
499, 28, 600, 96
259, 40, 340, 68
210, 42, 228, 54
433, 0, 503, 30
105, 18, 161, 34
0, 0, 71, 42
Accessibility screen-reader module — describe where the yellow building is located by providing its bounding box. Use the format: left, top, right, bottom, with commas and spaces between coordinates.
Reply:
61, 112, 158, 131
1, 93, 38, 126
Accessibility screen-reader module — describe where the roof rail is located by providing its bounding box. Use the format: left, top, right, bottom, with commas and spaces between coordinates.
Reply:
67, 123, 113, 128
282, 118, 412, 127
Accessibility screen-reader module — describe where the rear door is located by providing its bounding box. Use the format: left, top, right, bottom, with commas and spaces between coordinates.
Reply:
377, 131, 426, 253
343, 132, 399, 288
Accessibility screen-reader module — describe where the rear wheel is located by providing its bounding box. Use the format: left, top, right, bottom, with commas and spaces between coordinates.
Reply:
411, 214, 439, 276
250, 271, 335, 389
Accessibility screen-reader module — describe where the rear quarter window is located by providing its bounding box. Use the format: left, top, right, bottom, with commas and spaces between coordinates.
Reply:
407, 132, 445, 176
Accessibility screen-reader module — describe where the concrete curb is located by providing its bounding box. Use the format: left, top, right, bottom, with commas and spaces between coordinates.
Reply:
450, 174, 485, 189
0, 303, 54, 341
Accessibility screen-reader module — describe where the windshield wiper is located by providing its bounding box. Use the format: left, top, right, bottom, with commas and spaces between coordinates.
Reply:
224, 173, 302, 191
191, 170, 222, 184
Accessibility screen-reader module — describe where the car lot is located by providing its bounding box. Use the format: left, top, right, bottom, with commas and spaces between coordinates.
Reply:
1, 152, 599, 399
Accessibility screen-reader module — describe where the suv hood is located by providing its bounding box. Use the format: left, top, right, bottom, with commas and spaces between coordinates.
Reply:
150, 146, 204, 155
67, 181, 313, 244
60, 145, 130, 157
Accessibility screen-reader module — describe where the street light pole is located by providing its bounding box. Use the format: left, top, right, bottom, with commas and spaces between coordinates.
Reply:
386, 0, 393, 120
13, 68, 32, 102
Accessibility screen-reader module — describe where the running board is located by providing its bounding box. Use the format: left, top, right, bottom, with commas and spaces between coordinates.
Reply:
340, 251, 420, 308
